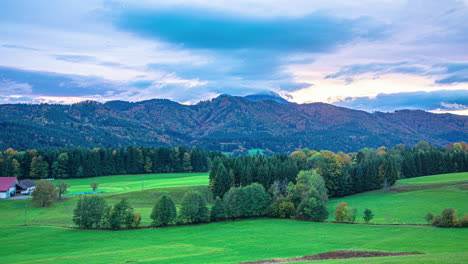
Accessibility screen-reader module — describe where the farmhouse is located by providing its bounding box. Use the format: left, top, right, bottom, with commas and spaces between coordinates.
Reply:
0, 177, 18, 199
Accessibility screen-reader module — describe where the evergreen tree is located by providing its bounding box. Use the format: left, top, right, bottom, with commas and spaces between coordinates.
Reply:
364, 208, 374, 223
150, 195, 177, 227
210, 197, 226, 222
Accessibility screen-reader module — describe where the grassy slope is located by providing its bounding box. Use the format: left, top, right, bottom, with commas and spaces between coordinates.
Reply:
63, 172, 209, 193
327, 172, 468, 224
0, 219, 467, 264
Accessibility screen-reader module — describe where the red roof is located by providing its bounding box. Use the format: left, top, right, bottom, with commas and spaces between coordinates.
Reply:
0, 177, 17, 192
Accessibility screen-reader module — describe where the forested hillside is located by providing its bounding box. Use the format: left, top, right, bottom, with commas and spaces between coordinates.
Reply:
0, 95, 467, 152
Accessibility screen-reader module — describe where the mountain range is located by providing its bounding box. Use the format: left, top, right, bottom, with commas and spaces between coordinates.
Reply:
0, 93, 466, 152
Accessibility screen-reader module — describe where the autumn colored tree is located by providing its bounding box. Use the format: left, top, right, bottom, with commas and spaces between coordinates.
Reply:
334, 202, 348, 222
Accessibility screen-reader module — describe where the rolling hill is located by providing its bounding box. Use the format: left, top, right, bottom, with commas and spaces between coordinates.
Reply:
0, 94, 467, 152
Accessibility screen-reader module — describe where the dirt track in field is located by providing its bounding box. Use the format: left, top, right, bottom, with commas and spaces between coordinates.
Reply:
238, 250, 424, 264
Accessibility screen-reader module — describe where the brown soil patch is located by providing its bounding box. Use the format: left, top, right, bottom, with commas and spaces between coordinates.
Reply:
238, 250, 424, 264
387, 181, 467, 193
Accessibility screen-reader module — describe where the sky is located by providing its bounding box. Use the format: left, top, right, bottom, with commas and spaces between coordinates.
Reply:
0, 0, 467, 114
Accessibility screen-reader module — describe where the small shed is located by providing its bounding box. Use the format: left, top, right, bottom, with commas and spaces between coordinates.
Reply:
0, 177, 18, 199
17, 179, 36, 195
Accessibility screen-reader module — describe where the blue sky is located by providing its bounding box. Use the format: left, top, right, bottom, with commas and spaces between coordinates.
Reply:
0, 0, 467, 114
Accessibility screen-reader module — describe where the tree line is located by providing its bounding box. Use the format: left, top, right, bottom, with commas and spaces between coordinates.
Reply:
0, 146, 220, 179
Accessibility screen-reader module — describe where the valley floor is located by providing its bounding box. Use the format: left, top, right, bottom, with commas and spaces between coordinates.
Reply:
0, 172, 467, 264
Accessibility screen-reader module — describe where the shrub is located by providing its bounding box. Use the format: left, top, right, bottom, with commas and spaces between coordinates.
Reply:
150, 195, 177, 227
440, 208, 459, 227
269, 197, 296, 219
363, 208, 374, 223
347, 207, 358, 223
131, 211, 142, 228
432, 215, 441, 226
460, 214, 468, 228
425, 212, 434, 224
334, 202, 348, 222
32, 180, 58, 207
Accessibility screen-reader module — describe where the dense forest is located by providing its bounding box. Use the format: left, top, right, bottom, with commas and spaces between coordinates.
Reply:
0, 146, 220, 179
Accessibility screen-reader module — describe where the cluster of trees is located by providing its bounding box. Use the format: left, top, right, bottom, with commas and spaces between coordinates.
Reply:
150, 170, 329, 227
149, 184, 271, 227
31, 180, 70, 207
210, 142, 468, 198
332, 202, 374, 223
73, 197, 141, 230
0, 146, 219, 179
425, 209, 468, 228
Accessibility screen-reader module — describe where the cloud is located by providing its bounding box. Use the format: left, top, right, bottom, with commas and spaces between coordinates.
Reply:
1, 44, 41, 51
325, 61, 468, 85
332, 90, 468, 112
54, 55, 97, 63
0, 79, 33, 95
0, 66, 122, 97
324, 62, 432, 83
433, 62, 468, 84
114, 7, 387, 52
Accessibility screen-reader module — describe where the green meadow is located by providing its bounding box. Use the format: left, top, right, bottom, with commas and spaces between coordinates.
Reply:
0, 172, 467, 263
327, 172, 468, 224
63, 172, 209, 193
1, 219, 467, 264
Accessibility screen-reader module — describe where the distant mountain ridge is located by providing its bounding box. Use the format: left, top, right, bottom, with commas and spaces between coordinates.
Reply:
0, 94, 467, 152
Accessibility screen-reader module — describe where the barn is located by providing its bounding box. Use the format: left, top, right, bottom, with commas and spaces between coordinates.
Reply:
18, 179, 36, 195
0, 177, 18, 199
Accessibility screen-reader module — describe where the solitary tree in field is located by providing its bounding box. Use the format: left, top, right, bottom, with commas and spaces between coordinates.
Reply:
90, 181, 99, 192
425, 212, 434, 224
150, 195, 177, 227
56, 180, 70, 200
364, 208, 374, 223
334, 202, 348, 222
32, 180, 58, 207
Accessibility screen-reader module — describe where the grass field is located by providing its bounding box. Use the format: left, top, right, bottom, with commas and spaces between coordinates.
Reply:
0, 172, 467, 263
63, 172, 209, 193
327, 172, 468, 224
0, 219, 467, 264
